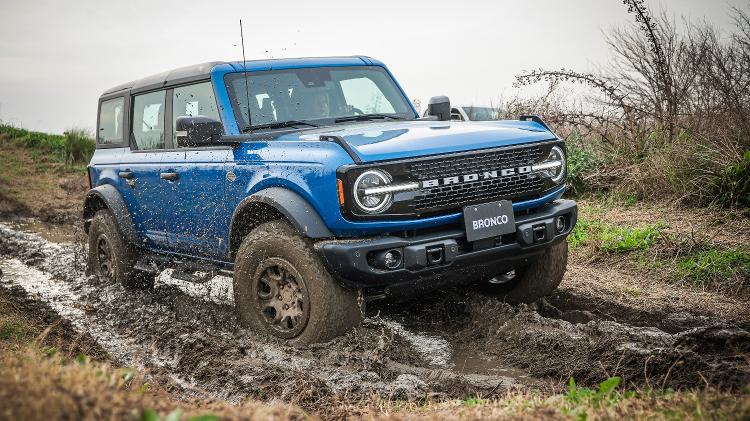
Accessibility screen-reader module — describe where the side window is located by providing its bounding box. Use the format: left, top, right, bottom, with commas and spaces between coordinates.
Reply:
172, 82, 221, 147
450, 108, 464, 121
131, 91, 166, 150
97, 97, 125, 145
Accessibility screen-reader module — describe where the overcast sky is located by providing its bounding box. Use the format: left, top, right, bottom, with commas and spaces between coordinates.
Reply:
0, 0, 747, 134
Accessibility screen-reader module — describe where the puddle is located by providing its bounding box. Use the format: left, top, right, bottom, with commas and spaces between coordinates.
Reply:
0, 258, 149, 368
6, 218, 75, 244
377, 318, 451, 367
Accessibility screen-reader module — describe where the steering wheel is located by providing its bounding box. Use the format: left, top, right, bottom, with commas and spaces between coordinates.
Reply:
346, 105, 364, 115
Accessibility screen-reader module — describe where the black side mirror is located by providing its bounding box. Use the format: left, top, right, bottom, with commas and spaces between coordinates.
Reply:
175, 116, 223, 147
427, 96, 451, 121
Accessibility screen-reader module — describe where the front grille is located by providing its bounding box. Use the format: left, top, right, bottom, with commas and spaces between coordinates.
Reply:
407, 144, 547, 214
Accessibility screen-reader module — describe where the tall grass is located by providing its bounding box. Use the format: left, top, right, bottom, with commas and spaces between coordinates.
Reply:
0, 124, 95, 164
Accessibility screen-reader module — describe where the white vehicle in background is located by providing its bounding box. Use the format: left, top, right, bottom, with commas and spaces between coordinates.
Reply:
422, 105, 500, 121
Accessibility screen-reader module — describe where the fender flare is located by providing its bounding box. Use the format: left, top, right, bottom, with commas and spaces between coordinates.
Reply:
83, 184, 138, 244
231, 187, 334, 239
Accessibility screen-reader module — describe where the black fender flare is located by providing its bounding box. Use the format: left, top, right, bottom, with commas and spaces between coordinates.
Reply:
83, 184, 138, 244
231, 187, 334, 240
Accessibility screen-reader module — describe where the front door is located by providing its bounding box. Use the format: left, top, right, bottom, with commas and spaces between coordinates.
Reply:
164, 81, 229, 259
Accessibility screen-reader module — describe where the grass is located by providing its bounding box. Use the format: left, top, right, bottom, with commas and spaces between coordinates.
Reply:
675, 248, 750, 288
568, 201, 749, 294
0, 123, 94, 164
568, 216, 661, 253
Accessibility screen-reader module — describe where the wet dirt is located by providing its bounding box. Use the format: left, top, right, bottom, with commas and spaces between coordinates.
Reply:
1, 220, 749, 412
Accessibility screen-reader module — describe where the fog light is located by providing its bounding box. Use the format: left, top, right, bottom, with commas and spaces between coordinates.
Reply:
372, 248, 402, 270
556, 216, 566, 233
383, 249, 402, 269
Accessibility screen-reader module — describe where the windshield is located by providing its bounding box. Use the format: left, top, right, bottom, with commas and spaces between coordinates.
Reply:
225, 66, 415, 130
463, 106, 499, 121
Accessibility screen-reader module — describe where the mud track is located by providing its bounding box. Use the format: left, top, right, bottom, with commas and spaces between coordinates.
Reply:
0, 221, 748, 412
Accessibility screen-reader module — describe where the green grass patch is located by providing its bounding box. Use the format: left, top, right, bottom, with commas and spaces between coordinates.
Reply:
0, 319, 37, 341
675, 248, 750, 287
599, 224, 661, 253
568, 217, 661, 253
0, 123, 94, 164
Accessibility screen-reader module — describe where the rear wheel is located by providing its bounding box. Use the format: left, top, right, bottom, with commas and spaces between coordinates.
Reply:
233, 220, 363, 345
87, 209, 155, 289
478, 241, 568, 303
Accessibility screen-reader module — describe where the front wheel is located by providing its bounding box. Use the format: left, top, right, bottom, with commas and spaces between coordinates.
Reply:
233, 220, 364, 345
478, 240, 568, 303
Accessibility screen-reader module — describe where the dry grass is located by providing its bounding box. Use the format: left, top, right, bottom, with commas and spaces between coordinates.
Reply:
0, 348, 309, 421
0, 138, 87, 222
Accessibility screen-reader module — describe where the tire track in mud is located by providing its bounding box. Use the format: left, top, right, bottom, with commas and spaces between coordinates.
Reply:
1, 221, 749, 409
0, 223, 524, 406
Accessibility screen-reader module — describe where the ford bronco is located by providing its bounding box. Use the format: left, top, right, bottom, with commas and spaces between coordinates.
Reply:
85, 57, 577, 345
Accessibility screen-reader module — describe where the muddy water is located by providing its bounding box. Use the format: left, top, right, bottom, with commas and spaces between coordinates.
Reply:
1, 220, 749, 408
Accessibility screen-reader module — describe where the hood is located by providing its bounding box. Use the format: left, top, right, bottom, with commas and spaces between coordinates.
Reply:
276, 120, 556, 163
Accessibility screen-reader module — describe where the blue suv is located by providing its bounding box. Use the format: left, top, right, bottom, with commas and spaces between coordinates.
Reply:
85, 56, 577, 344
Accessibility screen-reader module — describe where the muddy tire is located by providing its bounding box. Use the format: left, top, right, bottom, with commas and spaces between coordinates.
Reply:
233, 220, 363, 345
478, 240, 568, 303
87, 209, 154, 289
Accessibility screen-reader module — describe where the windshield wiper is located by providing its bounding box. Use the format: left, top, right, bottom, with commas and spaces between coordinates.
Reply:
241, 120, 319, 132
334, 114, 406, 123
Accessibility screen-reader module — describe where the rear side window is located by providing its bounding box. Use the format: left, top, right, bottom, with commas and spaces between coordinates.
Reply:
131, 91, 166, 150
97, 97, 125, 145
172, 82, 221, 147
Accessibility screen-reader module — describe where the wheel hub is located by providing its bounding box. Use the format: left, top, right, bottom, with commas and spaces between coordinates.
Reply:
96, 234, 114, 282
254, 257, 310, 338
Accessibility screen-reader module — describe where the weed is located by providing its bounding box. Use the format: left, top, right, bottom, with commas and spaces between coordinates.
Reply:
675, 248, 750, 287
141, 409, 218, 421
599, 224, 661, 253
708, 151, 750, 208
462, 397, 485, 407
566, 132, 600, 196
563, 377, 622, 420
568, 217, 594, 249
0, 319, 36, 341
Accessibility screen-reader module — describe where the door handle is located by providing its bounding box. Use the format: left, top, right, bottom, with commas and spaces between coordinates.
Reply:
118, 171, 134, 179
160, 172, 179, 181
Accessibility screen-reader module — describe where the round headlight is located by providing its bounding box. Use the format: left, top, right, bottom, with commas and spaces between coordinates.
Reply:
353, 170, 393, 214
548, 146, 566, 183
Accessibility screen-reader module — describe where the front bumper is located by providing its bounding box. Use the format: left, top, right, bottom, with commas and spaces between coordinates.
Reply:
315, 199, 577, 297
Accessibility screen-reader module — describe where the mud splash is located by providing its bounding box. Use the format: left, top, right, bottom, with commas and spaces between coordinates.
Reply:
1, 219, 748, 412
0, 222, 528, 408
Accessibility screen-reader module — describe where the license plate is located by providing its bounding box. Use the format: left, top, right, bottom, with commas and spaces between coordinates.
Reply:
463, 200, 515, 242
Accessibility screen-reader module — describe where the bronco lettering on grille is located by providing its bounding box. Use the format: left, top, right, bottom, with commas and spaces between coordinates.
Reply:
421, 166, 532, 188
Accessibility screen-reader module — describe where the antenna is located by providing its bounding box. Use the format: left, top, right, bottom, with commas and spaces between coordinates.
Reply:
239, 19, 251, 129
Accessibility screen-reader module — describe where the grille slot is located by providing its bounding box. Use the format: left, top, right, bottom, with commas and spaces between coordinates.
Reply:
407, 145, 547, 213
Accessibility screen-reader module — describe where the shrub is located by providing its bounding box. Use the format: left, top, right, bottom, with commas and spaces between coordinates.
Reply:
707, 151, 750, 208
63, 128, 95, 164
566, 132, 599, 196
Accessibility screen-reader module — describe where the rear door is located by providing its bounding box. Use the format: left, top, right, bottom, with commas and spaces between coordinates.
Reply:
119, 90, 174, 249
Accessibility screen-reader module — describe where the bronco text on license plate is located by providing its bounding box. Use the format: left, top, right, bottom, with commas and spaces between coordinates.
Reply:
463, 200, 516, 242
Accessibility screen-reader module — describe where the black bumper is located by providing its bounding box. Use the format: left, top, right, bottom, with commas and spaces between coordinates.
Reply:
315, 199, 577, 297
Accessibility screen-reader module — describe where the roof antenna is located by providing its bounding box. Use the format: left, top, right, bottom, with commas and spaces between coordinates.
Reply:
239, 19, 251, 129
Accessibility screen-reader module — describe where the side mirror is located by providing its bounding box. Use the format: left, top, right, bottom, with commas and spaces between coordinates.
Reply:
175, 116, 223, 147
427, 96, 451, 121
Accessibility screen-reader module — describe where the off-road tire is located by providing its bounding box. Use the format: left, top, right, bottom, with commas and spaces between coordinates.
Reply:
233, 220, 364, 345
87, 209, 155, 289
478, 240, 568, 303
